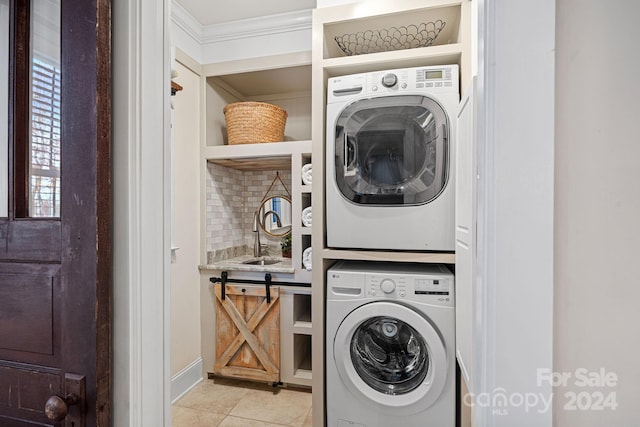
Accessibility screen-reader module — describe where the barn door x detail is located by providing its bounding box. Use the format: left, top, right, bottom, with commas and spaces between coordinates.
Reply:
214, 285, 280, 383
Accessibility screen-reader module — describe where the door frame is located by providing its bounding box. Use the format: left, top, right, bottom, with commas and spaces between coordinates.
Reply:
112, 0, 172, 424
473, 0, 555, 426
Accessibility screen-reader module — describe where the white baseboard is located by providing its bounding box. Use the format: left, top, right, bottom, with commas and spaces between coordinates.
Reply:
171, 357, 203, 404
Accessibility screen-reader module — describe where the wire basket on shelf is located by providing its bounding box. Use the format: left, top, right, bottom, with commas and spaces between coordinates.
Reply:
223, 101, 287, 145
334, 20, 446, 56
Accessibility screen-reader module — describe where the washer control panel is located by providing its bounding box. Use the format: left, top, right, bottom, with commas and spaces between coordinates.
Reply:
367, 275, 407, 297
327, 262, 454, 306
365, 272, 453, 304
415, 278, 449, 295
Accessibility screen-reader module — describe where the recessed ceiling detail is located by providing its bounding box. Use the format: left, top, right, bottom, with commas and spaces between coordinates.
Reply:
176, 0, 317, 27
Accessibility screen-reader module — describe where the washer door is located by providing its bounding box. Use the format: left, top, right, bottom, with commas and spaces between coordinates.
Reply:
333, 301, 448, 413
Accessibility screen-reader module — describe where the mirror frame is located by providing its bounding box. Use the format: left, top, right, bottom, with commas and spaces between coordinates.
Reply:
258, 195, 292, 237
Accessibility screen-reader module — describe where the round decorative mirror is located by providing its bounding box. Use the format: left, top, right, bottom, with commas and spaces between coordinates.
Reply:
258, 196, 292, 237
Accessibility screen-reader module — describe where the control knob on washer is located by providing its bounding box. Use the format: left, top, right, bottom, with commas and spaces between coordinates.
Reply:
381, 73, 398, 88
380, 279, 396, 294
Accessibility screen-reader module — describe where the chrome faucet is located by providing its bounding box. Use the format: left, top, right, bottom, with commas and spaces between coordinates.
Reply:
253, 211, 262, 257
262, 210, 283, 228
252, 210, 283, 257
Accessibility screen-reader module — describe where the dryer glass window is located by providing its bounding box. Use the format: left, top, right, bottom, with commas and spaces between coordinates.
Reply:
334, 95, 448, 206
350, 316, 429, 395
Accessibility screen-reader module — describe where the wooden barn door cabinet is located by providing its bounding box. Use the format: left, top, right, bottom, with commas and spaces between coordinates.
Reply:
213, 284, 281, 382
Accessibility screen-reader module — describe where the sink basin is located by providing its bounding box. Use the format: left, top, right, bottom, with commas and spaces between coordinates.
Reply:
242, 258, 282, 266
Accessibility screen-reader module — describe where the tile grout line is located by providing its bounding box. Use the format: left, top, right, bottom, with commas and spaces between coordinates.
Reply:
173, 379, 312, 427
221, 413, 294, 427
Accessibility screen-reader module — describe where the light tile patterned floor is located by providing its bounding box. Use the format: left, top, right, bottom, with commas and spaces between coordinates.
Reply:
173, 377, 313, 427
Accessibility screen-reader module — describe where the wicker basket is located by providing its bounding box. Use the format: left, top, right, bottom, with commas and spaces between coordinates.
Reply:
223, 102, 288, 145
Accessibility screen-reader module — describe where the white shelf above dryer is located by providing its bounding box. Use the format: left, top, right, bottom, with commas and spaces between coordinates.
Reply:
322, 249, 455, 264
322, 43, 463, 77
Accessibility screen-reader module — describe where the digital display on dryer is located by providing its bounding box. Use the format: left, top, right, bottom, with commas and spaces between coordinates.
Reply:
425, 70, 443, 80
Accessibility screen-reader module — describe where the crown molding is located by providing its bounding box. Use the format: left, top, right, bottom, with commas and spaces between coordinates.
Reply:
201, 9, 312, 44
171, 0, 203, 45
171, 1, 312, 46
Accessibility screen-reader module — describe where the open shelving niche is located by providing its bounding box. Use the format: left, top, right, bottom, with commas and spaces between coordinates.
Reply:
281, 289, 313, 386
202, 53, 314, 387
310, 0, 470, 425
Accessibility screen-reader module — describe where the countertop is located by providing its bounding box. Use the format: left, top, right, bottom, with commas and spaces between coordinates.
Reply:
199, 254, 295, 274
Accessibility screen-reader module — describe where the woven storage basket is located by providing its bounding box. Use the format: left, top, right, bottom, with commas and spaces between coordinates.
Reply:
223, 101, 288, 145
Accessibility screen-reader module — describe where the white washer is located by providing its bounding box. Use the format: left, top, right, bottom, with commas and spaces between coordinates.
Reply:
326, 65, 459, 251
326, 261, 455, 427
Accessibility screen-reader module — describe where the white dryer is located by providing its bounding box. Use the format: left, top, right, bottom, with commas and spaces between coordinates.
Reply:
326, 261, 455, 427
326, 65, 458, 251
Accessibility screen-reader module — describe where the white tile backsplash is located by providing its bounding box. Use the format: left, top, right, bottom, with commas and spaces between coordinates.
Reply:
206, 163, 291, 256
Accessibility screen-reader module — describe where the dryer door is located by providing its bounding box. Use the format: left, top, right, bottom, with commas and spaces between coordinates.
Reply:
334, 95, 449, 206
333, 301, 448, 413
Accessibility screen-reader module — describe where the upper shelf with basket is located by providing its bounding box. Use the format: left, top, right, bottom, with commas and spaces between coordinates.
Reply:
320, 2, 461, 60
315, 0, 470, 90
316, 0, 465, 76
204, 52, 312, 148
333, 20, 448, 56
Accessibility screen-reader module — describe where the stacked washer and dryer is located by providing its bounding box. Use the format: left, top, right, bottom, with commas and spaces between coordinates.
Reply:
325, 65, 458, 427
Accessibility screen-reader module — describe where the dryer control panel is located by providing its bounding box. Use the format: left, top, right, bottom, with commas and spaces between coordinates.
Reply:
327, 64, 459, 104
368, 65, 457, 95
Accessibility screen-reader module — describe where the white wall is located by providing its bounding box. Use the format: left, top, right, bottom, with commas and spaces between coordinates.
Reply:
170, 60, 202, 378
554, 1, 640, 425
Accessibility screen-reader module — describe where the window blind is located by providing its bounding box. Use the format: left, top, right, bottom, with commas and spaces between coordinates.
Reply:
30, 57, 61, 217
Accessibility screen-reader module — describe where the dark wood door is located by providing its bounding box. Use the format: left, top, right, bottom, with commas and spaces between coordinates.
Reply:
0, 0, 111, 425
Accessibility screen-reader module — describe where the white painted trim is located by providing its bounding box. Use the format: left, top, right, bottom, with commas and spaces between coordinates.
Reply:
162, 1, 173, 424
113, 0, 171, 424
170, 0, 312, 45
201, 9, 312, 44
170, 0, 202, 46
170, 1, 313, 64
171, 358, 204, 403
175, 47, 203, 76
474, 3, 493, 425
475, 1, 555, 426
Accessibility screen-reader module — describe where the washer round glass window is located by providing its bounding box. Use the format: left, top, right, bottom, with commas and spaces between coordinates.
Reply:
350, 316, 430, 395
